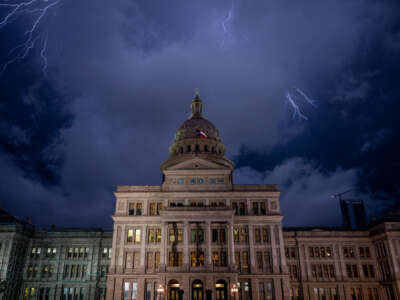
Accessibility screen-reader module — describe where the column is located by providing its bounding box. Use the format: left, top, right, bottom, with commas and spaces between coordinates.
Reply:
183, 221, 189, 270
206, 220, 212, 267
117, 225, 126, 274
227, 221, 235, 269
140, 225, 147, 272
299, 244, 307, 280
248, 225, 256, 271
160, 222, 167, 270
270, 225, 279, 274
278, 226, 288, 273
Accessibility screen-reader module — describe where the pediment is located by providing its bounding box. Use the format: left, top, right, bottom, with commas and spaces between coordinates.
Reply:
164, 157, 229, 171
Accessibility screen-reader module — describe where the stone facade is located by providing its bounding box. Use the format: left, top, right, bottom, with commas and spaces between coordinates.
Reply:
0, 95, 399, 300
0, 211, 112, 300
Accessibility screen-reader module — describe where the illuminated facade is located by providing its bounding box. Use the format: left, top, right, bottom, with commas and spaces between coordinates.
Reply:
0, 96, 399, 300
104, 96, 400, 300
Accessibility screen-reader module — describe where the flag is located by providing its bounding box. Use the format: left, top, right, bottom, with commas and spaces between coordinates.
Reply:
197, 130, 208, 139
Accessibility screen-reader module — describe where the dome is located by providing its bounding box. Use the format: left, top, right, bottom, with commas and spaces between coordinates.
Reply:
167, 94, 226, 156
174, 117, 220, 142
161, 93, 234, 172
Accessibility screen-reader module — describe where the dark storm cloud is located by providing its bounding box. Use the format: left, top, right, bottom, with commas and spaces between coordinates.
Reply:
0, 0, 399, 227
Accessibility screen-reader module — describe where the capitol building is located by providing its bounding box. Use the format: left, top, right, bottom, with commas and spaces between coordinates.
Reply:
0, 95, 399, 300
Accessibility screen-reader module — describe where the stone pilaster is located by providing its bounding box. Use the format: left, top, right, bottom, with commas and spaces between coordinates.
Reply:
270, 225, 279, 274
228, 221, 235, 270
140, 225, 147, 272
160, 222, 167, 271
248, 225, 256, 272
206, 220, 212, 268
183, 221, 189, 270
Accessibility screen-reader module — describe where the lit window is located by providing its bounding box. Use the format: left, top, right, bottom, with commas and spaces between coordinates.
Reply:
135, 229, 141, 243
127, 229, 134, 243
177, 179, 184, 184
190, 179, 196, 184
198, 178, 204, 184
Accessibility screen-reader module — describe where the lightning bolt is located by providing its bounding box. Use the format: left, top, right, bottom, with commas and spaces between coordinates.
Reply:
220, 4, 234, 48
0, 0, 60, 77
286, 88, 318, 120
286, 92, 308, 120
40, 35, 48, 76
294, 87, 317, 108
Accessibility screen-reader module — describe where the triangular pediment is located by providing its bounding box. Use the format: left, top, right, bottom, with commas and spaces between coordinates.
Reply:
164, 157, 230, 171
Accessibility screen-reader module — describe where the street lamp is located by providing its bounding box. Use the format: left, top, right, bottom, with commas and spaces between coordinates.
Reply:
231, 284, 238, 300
157, 284, 165, 300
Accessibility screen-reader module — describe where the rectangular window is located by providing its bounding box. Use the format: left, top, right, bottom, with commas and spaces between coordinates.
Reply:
156, 203, 163, 215
212, 252, 219, 266
256, 252, 263, 269
220, 251, 227, 266
148, 229, 155, 243
147, 252, 154, 270
233, 229, 239, 243
124, 282, 129, 300
264, 251, 272, 273
290, 247, 296, 258
212, 229, 218, 243
149, 203, 156, 216
309, 247, 314, 258
146, 282, 152, 300
220, 229, 226, 243
127, 229, 134, 243
252, 202, 259, 215
136, 203, 142, 215
132, 282, 138, 300
235, 252, 240, 269
242, 252, 249, 270
135, 229, 141, 243
260, 202, 266, 214
262, 228, 269, 243
240, 228, 248, 243
255, 228, 261, 243
232, 202, 238, 215
369, 265, 375, 278
191, 251, 205, 267
259, 283, 265, 300
156, 229, 162, 243
155, 252, 160, 269
239, 202, 246, 215
169, 252, 183, 266
129, 203, 135, 216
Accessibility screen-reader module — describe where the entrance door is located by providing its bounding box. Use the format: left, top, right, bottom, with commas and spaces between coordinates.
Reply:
168, 280, 180, 300
192, 280, 203, 300
216, 280, 227, 300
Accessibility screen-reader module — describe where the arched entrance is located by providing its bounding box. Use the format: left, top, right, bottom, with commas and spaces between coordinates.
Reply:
216, 280, 227, 300
168, 280, 180, 300
192, 280, 204, 300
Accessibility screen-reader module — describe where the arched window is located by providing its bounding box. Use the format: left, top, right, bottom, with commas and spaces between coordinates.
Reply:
215, 280, 227, 300
187, 145, 191, 152
168, 280, 180, 300
195, 144, 200, 152
204, 145, 208, 152
192, 280, 203, 300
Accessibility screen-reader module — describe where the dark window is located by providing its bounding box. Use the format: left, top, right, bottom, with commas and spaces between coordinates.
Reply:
212, 229, 218, 243
252, 202, 259, 215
